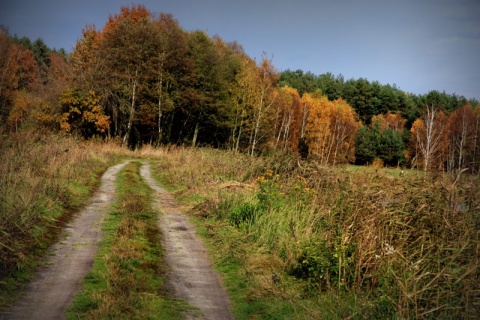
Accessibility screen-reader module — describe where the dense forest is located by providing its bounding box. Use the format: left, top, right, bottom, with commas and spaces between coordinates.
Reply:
1, 5, 479, 172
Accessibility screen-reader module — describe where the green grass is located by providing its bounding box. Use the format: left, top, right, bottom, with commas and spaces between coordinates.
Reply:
67, 161, 189, 319
149, 146, 480, 319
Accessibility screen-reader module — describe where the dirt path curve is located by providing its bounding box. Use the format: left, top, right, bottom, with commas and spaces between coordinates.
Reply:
140, 163, 234, 320
1, 161, 129, 320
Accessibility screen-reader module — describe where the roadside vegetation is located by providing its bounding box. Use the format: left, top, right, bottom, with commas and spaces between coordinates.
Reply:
149, 146, 479, 319
68, 161, 188, 319
0, 130, 120, 308
1, 137, 478, 318
1, 4, 480, 318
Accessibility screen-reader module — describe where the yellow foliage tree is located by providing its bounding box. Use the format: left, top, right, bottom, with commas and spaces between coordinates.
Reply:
59, 88, 109, 137
7, 91, 36, 131
304, 94, 360, 165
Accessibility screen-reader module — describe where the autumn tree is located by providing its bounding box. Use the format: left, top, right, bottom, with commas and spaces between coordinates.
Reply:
305, 94, 360, 165
17, 49, 39, 91
249, 56, 278, 155
59, 88, 109, 138
446, 104, 476, 172
271, 86, 302, 153
0, 27, 20, 121
472, 106, 480, 174
410, 105, 448, 171
0, 27, 44, 130
6, 90, 35, 131
230, 52, 257, 152
101, 6, 163, 146
371, 111, 406, 132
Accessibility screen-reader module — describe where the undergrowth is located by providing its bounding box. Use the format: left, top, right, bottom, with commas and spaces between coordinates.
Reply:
0, 130, 119, 309
68, 161, 187, 319
150, 146, 480, 319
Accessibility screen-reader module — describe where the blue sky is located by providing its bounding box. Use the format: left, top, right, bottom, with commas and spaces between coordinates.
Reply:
1, 0, 479, 100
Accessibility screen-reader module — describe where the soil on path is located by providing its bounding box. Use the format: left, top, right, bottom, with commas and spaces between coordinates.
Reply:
0, 161, 129, 320
140, 163, 234, 320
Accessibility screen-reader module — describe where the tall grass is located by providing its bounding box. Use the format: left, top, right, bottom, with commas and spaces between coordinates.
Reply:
0, 130, 119, 307
152, 147, 480, 319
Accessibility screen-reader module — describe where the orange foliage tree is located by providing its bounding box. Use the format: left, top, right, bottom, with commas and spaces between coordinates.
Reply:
0, 27, 42, 130
0, 28, 20, 121
410, 105, 448, 171
59, 88, 109, 138
371, 111, 406, 132
446, 104, 476, 171
271, 86, 302, 153
304, 94, 360, 165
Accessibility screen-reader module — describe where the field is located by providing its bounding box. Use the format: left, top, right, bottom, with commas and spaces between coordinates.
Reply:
146, 146, 480, 319
1, 132, 479, 319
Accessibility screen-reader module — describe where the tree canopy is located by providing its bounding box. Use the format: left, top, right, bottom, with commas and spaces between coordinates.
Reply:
1, 5, 479, 173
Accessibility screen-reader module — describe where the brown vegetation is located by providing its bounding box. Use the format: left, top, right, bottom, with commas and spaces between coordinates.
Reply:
151, 147, 480, 319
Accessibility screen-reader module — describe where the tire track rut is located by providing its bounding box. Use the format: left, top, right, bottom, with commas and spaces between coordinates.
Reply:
1, 161, 129, 320
140, 162, 233, 320
2, 161, 233, 320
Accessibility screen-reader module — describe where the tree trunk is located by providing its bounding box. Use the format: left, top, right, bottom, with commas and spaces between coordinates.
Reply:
122, 79, 137, 146
251, 104, 262, 156
156, 71, 163, 146
192, 121, 199, 147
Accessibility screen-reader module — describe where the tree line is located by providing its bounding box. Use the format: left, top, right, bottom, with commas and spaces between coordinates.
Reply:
1, 5, 479, 173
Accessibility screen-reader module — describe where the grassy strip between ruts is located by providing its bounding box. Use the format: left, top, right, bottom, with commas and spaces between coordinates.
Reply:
67, 161, 189, 319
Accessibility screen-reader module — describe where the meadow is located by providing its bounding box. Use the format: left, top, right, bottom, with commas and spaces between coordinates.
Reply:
1, 132, 478, 318
148, 146, 479, 319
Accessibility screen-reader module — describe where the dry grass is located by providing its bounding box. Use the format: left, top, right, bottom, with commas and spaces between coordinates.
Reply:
150, 146, 480, 319
0, 130, 120, 306
2, 135, 477, 318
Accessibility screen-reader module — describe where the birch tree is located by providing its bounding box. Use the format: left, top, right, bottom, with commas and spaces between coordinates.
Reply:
446, 104, 476, 172
230, 54, 258, 152
410, 104, 447, 171
305, 94, 360, 165
250, 56, 278, 155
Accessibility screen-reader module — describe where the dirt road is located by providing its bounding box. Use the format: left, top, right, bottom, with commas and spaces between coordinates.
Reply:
1, 161, 129, 320
140, 163, 233, 320
2, 161, 233, 319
